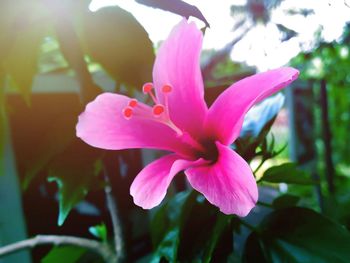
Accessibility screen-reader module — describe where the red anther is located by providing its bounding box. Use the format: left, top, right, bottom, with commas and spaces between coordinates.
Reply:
162, 84, 172, 93
128, 99, 138, 108
123, 107, 133, 119
142, 82, 154, 94
153, 104, 165, 116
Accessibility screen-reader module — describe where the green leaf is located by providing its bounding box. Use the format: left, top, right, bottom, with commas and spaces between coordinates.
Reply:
150, 227, 180, 263
23, 115, 77, 190
47, 141, 104, 226
1, 0, 49, 103
3, 27, 44, 103
151, 190, 197, 263
272, 194, 300, 209
243, 232, 268, 263
177, 196, 229, 262
45, 0, 101, 103
261, 163, 316, 185
89, 223, 107, 243
83, 6, 155, 90
201, 214, 234, 263
151, 191, 235, 262
243, 207, 350, 263
41, 246, 86, 263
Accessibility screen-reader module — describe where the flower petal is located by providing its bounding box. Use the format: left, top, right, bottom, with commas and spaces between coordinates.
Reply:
76, 93, 191, 156
153, 19, 207, 137
130, 154, 206, 209
185, 142, 258, 216
204, 67, 299, 145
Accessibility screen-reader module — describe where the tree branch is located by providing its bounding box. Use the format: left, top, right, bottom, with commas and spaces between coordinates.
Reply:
0, 235, 116, 262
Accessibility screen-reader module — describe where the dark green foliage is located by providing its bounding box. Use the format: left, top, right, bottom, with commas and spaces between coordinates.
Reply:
89, 223, 108, 243
243, 207, 350, 263
261, 163, 316, 185
83, 6, 155, 90
23, 115, 77, 190
1, 0, 158, 231
200, 213, 235, 263
151, 191, 196, 262
44, 0, 101, 103
47, 141, 104, 226
1, 1, 350, 263
42, 246, 86, 263
272, 194, 300, 209
151, 191, 235, 263
291, 23, 350, 165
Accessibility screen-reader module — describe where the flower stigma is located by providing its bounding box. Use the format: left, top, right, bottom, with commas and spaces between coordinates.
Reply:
122, 83, 183, 136
121, 82, 208, 155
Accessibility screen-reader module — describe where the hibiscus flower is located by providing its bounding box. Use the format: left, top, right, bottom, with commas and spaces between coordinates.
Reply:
76, 19, 298, 216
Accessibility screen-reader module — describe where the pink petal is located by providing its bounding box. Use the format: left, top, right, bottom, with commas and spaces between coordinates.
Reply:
204, 67, 299, 145
153, 19, 207, 137
185, 142, 258, 216
76, 93, 192, 156
130, 154, 206, 209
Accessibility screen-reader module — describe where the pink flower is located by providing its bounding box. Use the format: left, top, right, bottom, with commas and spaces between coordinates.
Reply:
76, 19, 298, 216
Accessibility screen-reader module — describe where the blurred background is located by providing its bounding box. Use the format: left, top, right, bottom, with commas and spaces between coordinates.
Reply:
1, 0, 350, 262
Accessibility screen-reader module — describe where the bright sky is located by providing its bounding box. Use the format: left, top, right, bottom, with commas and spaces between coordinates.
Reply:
89, 0, 350, 71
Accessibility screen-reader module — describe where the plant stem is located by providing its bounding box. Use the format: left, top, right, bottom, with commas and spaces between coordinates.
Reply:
254, 158, 266, 174
0, 235, 116, 262
104, 169, 126, 262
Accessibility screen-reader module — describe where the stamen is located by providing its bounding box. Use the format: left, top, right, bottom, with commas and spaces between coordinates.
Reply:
123, 107, 133, 120
142, 82, 157, 104
162, 84, 172, 93
153, 104, 165, 116
122, 82, 196, 141
161, 84, 172, 115
128, 99, 138, 108
142, 82, 153, 93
